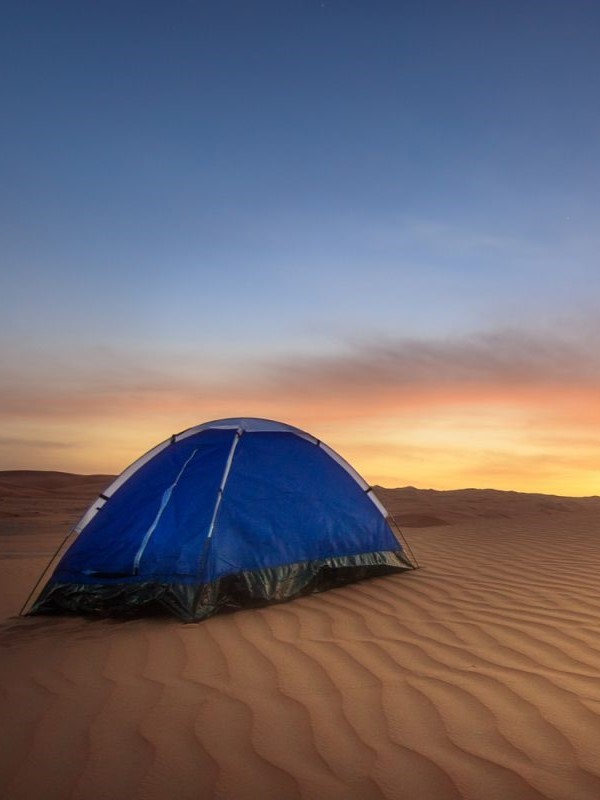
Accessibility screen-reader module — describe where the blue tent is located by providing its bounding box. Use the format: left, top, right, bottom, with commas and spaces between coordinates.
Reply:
29, 418, 415, 621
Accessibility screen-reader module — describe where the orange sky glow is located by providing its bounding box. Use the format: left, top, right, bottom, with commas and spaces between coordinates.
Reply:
3, 332, 599, 497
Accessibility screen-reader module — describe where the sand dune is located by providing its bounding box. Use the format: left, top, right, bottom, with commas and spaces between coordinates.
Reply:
0, 470, 113, 491
375, 484, 600, 527
2, 472, 600, 799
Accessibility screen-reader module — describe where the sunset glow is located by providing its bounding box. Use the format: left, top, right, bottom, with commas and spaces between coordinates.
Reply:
3, 330, 600, 495
2, 2, 600, 496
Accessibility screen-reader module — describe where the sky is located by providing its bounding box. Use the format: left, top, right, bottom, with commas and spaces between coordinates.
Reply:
2, 0, 600, 495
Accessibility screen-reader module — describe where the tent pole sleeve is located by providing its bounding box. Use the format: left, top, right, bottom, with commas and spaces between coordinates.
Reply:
206, 428, 243, 540
132, 448, 199, 574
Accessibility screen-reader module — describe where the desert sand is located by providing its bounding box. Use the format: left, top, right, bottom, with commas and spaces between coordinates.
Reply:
2, 472, 600, 800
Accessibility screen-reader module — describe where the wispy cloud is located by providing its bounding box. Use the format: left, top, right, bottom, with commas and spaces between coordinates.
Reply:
3, 326, 600, 420
262, 327, 600, 391
2, 325, 600, 493
0, 436, 75, 449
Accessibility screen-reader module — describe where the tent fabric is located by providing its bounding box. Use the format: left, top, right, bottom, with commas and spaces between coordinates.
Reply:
29, 418, 415, 621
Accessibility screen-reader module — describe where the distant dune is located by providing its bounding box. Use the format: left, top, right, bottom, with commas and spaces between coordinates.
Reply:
3, 471, 600, 799
0, 471, 114, 526
2, 469, 597, 525
0, 469, 113, 497
375, 484, 600, 527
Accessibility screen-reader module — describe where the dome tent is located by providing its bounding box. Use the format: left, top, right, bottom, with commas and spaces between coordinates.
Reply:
28, 418, 416, 621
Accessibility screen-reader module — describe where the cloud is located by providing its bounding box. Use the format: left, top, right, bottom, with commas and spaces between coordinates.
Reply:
2, 326, 600, 423
267, 328, 600, 391
0, 436, 75, 450
2, 325, 600, 493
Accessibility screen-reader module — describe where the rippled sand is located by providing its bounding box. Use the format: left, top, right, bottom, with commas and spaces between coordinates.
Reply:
2, 472, 600, 800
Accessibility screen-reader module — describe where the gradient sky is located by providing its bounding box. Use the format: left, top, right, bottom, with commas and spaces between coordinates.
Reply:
2, 0, 600, 494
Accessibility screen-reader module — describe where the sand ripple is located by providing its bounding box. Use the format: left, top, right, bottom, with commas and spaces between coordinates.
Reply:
3, 485, 600, 798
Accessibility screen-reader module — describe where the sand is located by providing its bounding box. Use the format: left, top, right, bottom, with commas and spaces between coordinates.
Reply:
2, 472, 600, 800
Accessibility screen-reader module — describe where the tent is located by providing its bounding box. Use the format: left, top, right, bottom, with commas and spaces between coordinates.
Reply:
28, 418, 416, 621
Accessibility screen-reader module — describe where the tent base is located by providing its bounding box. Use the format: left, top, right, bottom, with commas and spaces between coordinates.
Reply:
28, 550, 415, 622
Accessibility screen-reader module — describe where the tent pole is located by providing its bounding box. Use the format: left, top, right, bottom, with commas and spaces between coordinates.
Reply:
19, 527, 77, 616
194, 427, 243, 614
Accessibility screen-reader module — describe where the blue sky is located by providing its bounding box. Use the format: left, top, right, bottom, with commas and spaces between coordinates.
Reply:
2, 1, 600, 491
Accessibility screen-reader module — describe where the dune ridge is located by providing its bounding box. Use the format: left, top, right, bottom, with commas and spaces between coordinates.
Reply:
2, 472, 600, 799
